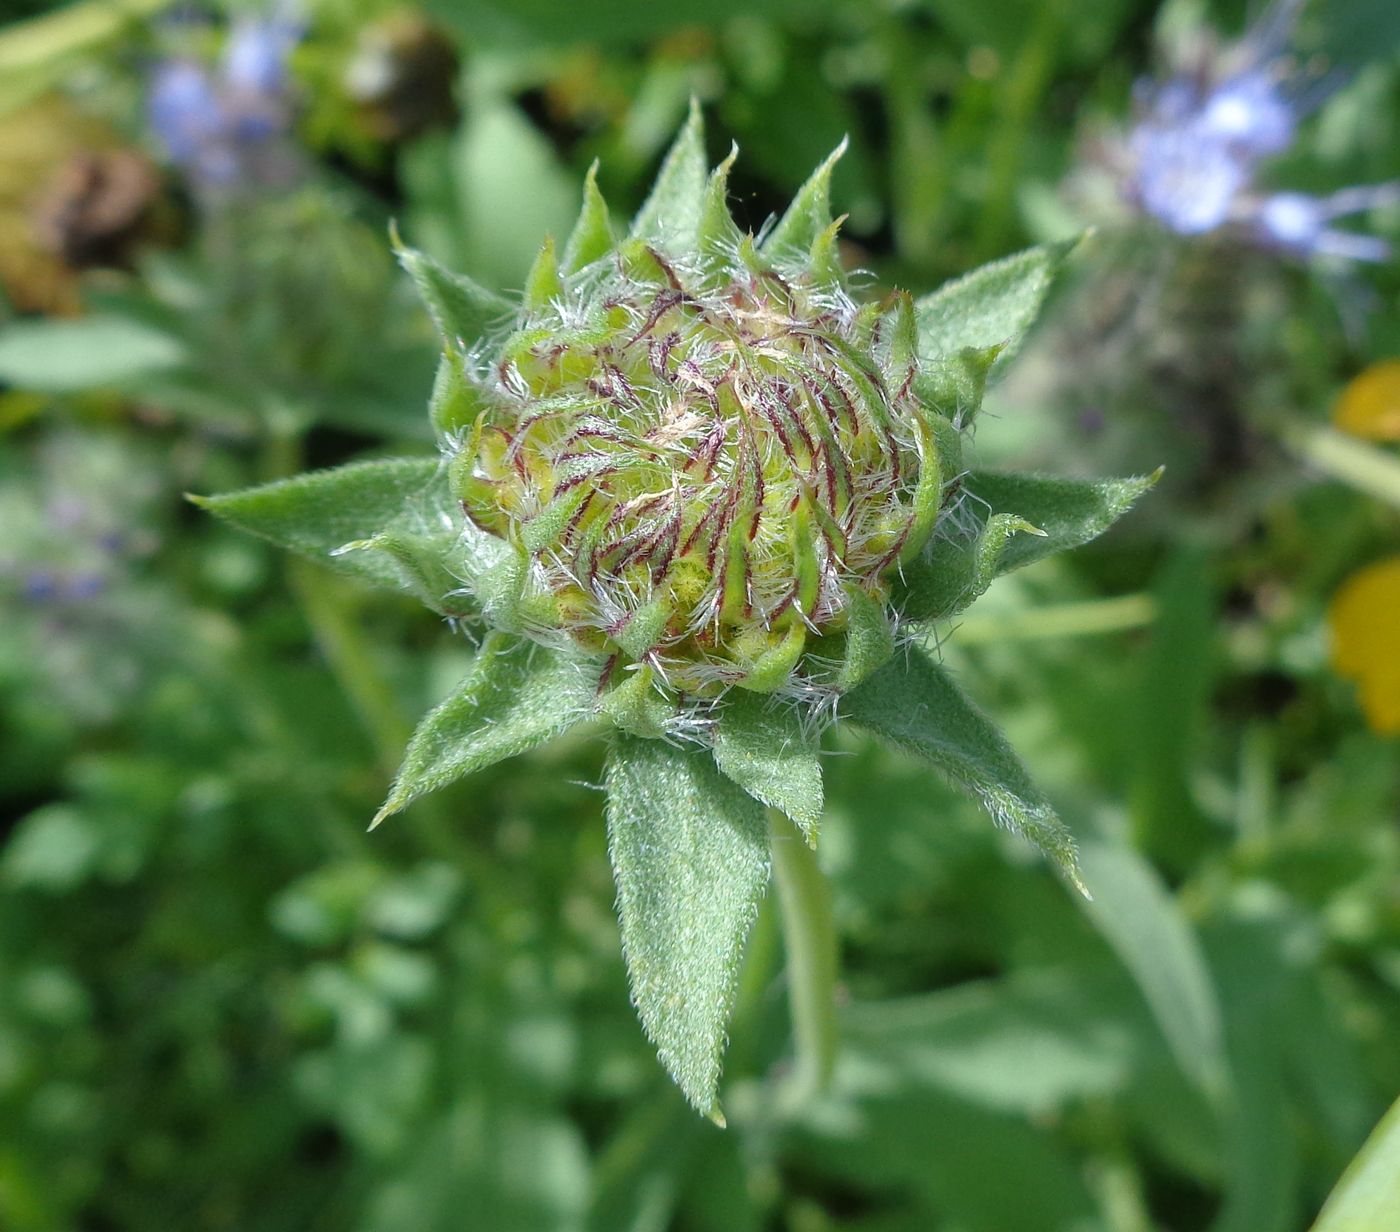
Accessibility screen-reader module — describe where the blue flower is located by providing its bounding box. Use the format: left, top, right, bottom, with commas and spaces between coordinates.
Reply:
1110, 0, 1396, 261
222, 13, 300, 97
1127, 122, 1249, 234
147, 59, 225, 166
146, 6, 303, 197
1254, 186, 1400, 262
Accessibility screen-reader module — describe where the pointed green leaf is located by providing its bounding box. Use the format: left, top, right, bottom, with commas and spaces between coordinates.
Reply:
914, 238, 1080, 367
838, 585, 896, 690
762, 137, 847, 259
1309, 1094, 1400, 1232
894, 469, 1158, 622
808, 214, 847, 288
523, 235, 563, 310
194, 459, 496, 615
428, 350, 494, 436
562, 161, 614, 274
698, 145, 742, 277
605, 733, 770, 1117
631, 98, 707, 249
713, 693, 823, 842
395, 238, 513, 347
895, 511, 1043, 624
599, 664, 674, 738
841, 649, 1083, 890
374, 633, 596, 825
916, 344, 1001, 427
971, 469, 1159, 575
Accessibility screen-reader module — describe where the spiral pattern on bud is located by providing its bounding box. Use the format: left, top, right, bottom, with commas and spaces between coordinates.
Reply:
444, 180, 946, 695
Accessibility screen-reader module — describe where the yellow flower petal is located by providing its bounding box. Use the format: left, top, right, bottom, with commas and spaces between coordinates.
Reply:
1329, 556, 1400, 734
1334, 361, 1400, 442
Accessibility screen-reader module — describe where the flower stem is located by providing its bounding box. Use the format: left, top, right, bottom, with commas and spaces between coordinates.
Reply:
287, 559, 457, 861
768, 808, 838, 1106
1283, 422, 1400, 512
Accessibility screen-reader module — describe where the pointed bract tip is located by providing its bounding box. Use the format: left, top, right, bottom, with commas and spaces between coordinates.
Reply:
705, 1105, 728, 1129
524, 234, 563, 308
369, 801, 398, 831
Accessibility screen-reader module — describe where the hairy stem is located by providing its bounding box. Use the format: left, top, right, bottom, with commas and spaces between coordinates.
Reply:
768, 808, 838, 1106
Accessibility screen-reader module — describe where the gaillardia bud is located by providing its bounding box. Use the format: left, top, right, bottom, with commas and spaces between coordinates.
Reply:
438, 140, 945, 701
200, 104, 1155, 1118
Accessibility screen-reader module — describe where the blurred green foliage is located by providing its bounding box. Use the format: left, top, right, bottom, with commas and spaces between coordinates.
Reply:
0, 0, 1398, 1229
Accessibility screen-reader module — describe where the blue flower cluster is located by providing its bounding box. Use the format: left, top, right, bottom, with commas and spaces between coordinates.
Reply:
147, 8, 303, 197
1117, 0, 1397, 259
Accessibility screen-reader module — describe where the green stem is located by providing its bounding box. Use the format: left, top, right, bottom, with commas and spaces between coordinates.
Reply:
1283, 422, 1400, 512
768, 809, 838, 1107
942, 592, 1157, 645
288, 559, 458, 860
288, 560, 410, 773
882, 26, 945, 272
974, 7, 1058, 258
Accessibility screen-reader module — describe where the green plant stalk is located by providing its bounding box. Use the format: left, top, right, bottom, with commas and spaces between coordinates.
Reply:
942, 592, 1156, 645
287, 559, 458, 860
1284, 423, 1400, 512
882, 25, 946, 271
768, 808, 838, 1106
975, 7, 1058, 258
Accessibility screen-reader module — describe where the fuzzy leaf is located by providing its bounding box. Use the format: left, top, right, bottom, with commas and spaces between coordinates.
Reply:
713, 693, 823, 842
838, 585, 897, 690
562, 161, 614, 274
914, 238, 1079, 366
523, 235, 563, 310
841, 649, 1083, 891
194, 458, 491, 616
630, 98, 707, 250
605, 733, 770, 1118
894, 469, 1157, 622
917, 344, 1001, 427
428, 350, 495, 435
762, 137, 847, 259
395, 239, 513, 347
973, 470, 1159, 574
374, 633, 596, 825
697, 146, 742, 279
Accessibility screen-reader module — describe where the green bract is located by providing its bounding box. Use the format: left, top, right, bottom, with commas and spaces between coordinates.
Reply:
199, 104, 1155, 1119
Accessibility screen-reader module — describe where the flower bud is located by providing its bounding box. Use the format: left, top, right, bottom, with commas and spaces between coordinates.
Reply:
439, 138, 950, 698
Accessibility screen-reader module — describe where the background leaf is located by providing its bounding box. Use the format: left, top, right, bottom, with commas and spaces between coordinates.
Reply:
1076, 815, 1230, 1106
0, 316, 185, 390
